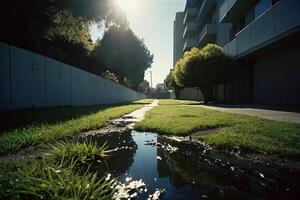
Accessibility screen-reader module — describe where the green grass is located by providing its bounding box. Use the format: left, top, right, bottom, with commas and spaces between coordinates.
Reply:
135, 104, 300, 157
0, 104, 143, 155
0, 141, 114, 199
46, 141, 109, 165
158, 99, 201, 105
133, 99, 154, 104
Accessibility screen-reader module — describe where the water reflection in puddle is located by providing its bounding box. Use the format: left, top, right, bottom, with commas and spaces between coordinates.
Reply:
84, 131, 299, 200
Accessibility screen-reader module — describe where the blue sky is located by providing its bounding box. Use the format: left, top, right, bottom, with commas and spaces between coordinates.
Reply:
91, 0, 186, 87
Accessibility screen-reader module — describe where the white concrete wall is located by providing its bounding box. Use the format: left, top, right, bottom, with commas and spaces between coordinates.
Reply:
0, 43, 146, 110
10, 46, 46, 108
178, 87, 204, 101
46, 57, 72, 106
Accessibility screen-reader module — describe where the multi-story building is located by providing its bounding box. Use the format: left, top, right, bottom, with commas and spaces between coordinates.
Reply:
173, 0, 300, 105
173, 12, 185, 66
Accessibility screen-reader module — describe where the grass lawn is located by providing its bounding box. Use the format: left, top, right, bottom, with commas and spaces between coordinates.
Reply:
134, 99, 154, 104
158, 99, 201, 105
135, 103, 300, 157
0, 102, 144, 155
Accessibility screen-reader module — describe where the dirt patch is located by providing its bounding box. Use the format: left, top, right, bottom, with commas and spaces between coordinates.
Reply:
179, 114, 197, 118
189, 127, 222, 140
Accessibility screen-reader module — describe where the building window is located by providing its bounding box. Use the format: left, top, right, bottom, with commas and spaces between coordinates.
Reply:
254, 0, 272, 19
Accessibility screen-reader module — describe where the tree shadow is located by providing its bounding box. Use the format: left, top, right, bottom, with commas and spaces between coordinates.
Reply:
0, 102, 139, 133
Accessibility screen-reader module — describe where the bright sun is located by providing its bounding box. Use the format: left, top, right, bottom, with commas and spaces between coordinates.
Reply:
116, 0, 136, 13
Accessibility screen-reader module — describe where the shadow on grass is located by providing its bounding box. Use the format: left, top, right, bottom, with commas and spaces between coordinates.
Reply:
0, 101, 145, 134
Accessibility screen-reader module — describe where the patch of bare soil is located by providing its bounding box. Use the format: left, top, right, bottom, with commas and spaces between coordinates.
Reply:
189, 127, 222, 140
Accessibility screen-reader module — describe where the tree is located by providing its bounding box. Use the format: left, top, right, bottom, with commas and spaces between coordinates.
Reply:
138, 80, 151, 96
0, 0, 127, 76
93, 25, 153, 89
174, 44, 235, 103
0, 0, 153, 91
0, 0, 122, 50
101, 70, 119, 83
164, 70, 182, 99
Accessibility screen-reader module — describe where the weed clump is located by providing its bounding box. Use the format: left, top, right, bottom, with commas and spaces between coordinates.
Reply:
0, 142, 114, 200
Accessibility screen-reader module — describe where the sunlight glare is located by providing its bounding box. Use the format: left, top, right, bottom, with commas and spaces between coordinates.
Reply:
116, 0, 137, 13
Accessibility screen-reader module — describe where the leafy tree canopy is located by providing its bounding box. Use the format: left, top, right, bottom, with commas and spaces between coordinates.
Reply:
138, 80, 151, 96
0, 0, 151, 90
93, 25, 153, 89
165, 70, 177, 90
174, 44, 235, 103
0, 0, 125, 50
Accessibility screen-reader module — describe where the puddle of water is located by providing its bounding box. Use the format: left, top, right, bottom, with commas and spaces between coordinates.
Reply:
83, 131, 300, 200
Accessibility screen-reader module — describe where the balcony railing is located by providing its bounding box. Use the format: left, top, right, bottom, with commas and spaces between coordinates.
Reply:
183, 38, 197, 52
198, 24, 216, 45
196, 0, 217, 27
223, 38, 236, 57
183, 7, 198, 25
183, 22, 197, 38
219, 0, 238, 22
222, 0, 300, 58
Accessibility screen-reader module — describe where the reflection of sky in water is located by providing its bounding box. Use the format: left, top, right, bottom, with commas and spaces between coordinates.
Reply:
119, 132, 223, 199
120, 132, 178, 199
88, 131, 300, 200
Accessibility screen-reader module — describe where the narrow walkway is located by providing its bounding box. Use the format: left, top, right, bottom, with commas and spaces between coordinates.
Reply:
186, 104, 300, 124
122, 99, 159, 122
87, 100, 159, 134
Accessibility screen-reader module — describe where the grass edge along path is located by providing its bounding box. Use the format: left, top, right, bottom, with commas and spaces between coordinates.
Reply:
135, 103, 300, 157
158, 99, 201, 105
0, 103, 144, 155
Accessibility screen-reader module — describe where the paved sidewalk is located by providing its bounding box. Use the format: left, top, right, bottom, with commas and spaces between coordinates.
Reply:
123, 99, 159, 122
185, 104, 300, 124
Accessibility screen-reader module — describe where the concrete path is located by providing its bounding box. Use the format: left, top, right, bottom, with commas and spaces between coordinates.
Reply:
185, 104, 300, 124
85, 100, 159, 136
107, 99, 159, 129
122, 99, 159, 122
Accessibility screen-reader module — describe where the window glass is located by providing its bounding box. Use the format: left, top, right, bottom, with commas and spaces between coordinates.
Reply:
254, 0, 272, 19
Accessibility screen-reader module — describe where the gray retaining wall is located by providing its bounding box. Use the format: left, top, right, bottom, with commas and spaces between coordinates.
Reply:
0, 42, 146, 110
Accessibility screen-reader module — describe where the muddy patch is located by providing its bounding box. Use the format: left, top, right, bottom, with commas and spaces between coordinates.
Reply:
189, 127, 222, 139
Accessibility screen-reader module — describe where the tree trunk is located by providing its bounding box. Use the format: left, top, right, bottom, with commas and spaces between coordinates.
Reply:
174, 87, 181, 99
201, 86, 213, 104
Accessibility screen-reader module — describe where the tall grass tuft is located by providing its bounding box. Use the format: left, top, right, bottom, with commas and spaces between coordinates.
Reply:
13, 159, 114, 200
0, 142, 115, 199
46, 141, 109, 165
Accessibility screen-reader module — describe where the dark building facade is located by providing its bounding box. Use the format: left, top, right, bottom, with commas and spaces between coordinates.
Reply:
174, 0, 300, 105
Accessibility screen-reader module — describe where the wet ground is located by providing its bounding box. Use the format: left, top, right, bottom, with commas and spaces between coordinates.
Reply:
3, 100, 299, 199
82, 131, 300, 200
